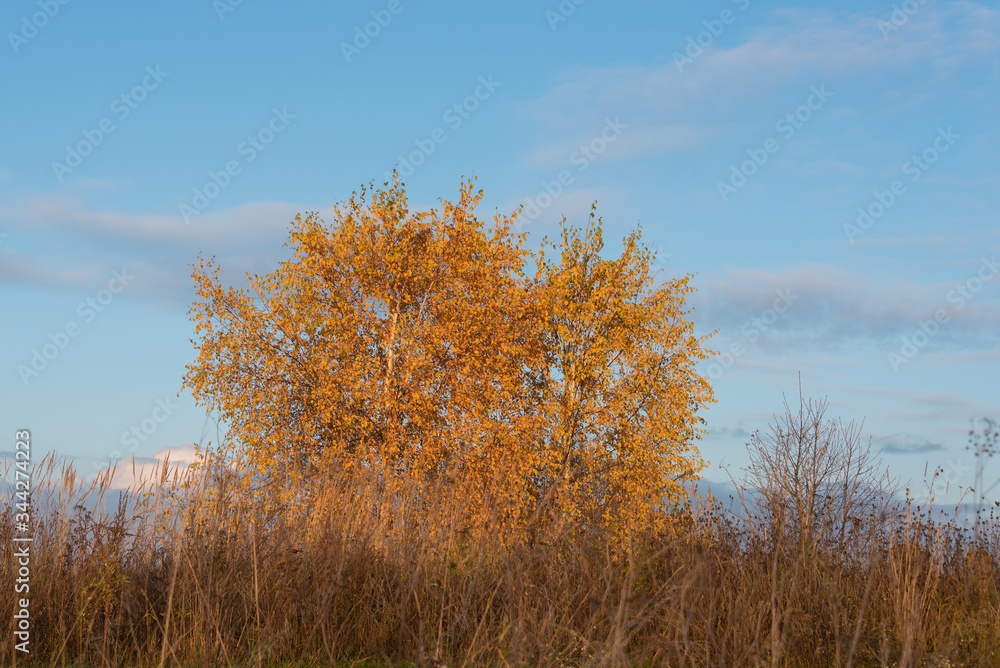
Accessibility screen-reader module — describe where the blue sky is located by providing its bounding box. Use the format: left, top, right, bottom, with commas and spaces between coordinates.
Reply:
1, 0, 997, 502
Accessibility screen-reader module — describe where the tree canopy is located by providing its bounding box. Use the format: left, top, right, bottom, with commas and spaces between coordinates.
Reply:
183, 176, 714, 535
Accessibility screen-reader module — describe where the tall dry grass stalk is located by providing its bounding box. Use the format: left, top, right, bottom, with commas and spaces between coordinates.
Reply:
2, 407, 999, 667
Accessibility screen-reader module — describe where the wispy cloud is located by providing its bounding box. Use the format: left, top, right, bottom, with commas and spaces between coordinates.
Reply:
693, 263, 1000, 354
830, 385, 997, 429
707, 426, 753, 441
1, 194, 302, 246
877, 434, 947, 454
521, 123, 705, 170
0, 195, 311, 306
516, 3, 999, 166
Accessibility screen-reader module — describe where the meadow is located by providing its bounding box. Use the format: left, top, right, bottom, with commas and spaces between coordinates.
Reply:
2, 406, 998, 667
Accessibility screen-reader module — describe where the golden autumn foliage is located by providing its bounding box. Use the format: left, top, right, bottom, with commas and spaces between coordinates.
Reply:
183, 176, 714, 536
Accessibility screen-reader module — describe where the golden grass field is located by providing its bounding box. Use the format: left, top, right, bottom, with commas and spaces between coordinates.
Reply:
2, 408, 999, 667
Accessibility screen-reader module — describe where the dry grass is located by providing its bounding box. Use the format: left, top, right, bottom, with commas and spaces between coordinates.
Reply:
3, 410, 999, 667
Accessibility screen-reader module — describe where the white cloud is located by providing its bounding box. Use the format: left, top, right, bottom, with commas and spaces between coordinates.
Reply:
502, 185, 622, 242
97, 443, 203, 490
2, 194, 302, 245
521, 123, 705, 170
692, 261, 1000, 354
0, 195, 313, 306
515, 3, 998, 165
830, 385, 998, 425
877, 433, 947, 454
